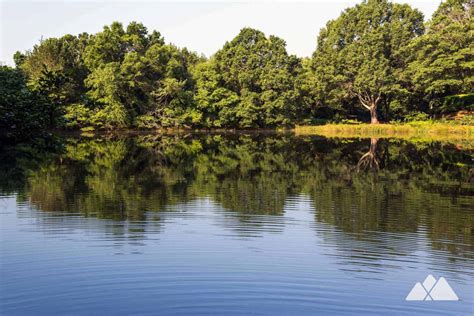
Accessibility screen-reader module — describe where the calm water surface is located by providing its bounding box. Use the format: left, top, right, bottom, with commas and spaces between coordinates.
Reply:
0, 133, 473, 315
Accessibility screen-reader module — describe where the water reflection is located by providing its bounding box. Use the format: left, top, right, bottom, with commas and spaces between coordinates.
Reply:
1, 133, 473, 315
1, 133, 472, 253
357, 138, 379, 171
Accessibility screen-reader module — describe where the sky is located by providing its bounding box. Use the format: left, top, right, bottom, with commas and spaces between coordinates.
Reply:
0, 0, 441, 65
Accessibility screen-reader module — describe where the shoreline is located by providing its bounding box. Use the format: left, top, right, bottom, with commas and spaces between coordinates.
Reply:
3, 123, 474, 143
294, 123, 474, 139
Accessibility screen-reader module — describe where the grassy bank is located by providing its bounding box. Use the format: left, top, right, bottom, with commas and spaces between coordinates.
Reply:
296, 123, 473, 136
294, 122, 474, 145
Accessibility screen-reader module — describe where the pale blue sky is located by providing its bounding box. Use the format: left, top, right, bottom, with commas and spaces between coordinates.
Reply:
1, 0, 440, 65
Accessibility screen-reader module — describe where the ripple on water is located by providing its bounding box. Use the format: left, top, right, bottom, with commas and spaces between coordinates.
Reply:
1, 135, 473, 315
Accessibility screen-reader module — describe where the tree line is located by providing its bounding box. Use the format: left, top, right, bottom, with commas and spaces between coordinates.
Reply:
1, 0, 472, 137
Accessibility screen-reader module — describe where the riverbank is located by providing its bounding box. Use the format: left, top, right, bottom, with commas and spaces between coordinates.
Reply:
50, 123, 474, 143
294, 122, 474, 150
4, 123, 474, 146
295, 123, 474, 139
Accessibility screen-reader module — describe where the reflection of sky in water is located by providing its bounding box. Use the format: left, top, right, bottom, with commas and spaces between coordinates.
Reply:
0, 135, 473, 315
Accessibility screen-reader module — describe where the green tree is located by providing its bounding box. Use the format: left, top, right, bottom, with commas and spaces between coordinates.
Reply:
0, 66, 51, 137
7, 7, 472, 132
83, 22, 199, 129
195, 28, 304, 128
311, 0, 424, 123
403, 0, 473, 115
135, 44, 201, 128
13, 51, 26, 68
84, 62, 129, 128
16, 34, 90, 128
20, 34, 89, 104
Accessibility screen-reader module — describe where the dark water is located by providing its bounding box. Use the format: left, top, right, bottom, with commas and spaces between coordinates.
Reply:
0, 133, 473, 315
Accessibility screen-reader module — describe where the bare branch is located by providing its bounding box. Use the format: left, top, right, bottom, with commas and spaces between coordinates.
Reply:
356, 92, 371, 110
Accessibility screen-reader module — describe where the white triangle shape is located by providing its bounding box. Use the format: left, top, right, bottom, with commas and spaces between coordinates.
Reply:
422, 274, 436, 292
425, 296, 432, 301
429, 277, 459, 301
406, 282, 428, 301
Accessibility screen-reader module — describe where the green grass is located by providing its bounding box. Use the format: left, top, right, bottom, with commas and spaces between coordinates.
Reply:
295, 122, 474, 140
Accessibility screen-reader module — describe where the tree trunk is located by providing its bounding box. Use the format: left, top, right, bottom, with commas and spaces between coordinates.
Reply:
355, 93, 381, 124
370, 105, 379, 124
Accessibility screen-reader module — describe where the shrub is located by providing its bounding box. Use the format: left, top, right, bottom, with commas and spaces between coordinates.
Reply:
439, 94, 474, 114
404, 112, 432, 123
135, 115, 161, 129
63, 103, 94, 129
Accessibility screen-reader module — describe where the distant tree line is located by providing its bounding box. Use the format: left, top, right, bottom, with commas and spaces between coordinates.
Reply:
1, 0, 472, 137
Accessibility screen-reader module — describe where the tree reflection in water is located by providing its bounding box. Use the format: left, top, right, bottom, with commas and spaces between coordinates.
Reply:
0, 133, 472, 262
357, 138, 379, 172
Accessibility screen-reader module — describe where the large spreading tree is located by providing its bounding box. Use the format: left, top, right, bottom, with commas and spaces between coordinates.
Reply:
194, 28, 304, 128
311, 0, 424, 123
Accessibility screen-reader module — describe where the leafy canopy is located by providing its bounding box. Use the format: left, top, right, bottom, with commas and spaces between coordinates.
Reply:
195, 28, 304, 128
311, 0, 424, 122
403, 0, 473, 113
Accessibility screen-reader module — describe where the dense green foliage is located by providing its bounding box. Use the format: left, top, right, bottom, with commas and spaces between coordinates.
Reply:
81, 22, 203, 129
402, 0, 473, 114
1, 0, 472, 137
194, 28, 305, 128
310, 0, 425, 123
0, 66, 53, 137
